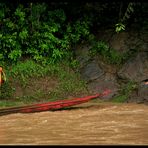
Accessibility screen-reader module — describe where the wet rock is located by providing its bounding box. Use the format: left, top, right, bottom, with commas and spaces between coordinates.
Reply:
96, 29, 114, 43
118, 52, 148, 82
80, 60, 104, 82
109, 32, 129, 53
87, 74, 120, 100
74, 44, 92, 68
137, 82, 148, 103
139, 31, 148, 42
128, 82, 148, 104
125, 31, 141, 51
109, 30, 147, 53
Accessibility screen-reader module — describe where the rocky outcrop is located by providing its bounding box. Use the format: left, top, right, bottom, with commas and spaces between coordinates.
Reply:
75, 43, 120, 100
80, 60, 104, 82
128, 82, 148, 104
118, 52, 148, 82
96, 28, 148, 54
109, 32, 129, 53
87, 74, 119, 99
74, 28, 148, 103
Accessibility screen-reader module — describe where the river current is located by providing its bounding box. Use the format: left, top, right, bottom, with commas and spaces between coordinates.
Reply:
0, 102, 148, 145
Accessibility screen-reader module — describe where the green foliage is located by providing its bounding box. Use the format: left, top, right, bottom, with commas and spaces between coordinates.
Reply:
0, 81, 15, 99
112, 81, 137, 103
69, 59, 80, 69
115, 23, 125, 33
0, 2, 146, 64
9, 60, 48, 87
90, 41, 124, 65
50, 64, 88, 100
0, 60, 88, 106
90, 40, 138, 65
0, 100, 25, 108
9, 59, 82, 85
8, 49, 22, 62
0, 3, 91, 64
115, 2, 136, 33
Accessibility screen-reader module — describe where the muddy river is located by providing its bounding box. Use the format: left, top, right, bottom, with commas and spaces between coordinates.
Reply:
0, 102, 148, 145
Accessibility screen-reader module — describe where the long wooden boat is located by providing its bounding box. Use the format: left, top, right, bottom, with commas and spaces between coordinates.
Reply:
0, 89, 111, 116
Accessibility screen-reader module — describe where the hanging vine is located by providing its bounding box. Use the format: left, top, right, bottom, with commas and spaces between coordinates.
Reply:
115, 2, 136, 33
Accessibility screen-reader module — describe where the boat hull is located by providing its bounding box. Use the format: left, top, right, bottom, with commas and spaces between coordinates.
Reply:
0, 89, 111, 115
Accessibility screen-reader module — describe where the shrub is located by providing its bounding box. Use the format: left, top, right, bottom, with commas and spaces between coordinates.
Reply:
0, 3, 91, 64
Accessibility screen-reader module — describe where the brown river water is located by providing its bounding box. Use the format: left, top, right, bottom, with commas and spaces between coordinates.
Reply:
0, 102, 148, 145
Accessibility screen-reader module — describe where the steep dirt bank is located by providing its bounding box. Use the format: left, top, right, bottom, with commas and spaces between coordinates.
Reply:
0, 102, 148, 145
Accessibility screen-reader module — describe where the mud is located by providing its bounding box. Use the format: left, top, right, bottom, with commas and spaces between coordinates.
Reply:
0, 102, 148, 145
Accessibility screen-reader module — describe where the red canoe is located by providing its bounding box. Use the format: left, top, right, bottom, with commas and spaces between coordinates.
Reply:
0, 89, 111, 116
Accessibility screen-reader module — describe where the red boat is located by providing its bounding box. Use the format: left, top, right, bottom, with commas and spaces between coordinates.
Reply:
0, 89, 111, 116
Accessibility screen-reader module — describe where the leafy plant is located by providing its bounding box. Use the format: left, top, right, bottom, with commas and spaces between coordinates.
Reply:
90, 40, 123, 65
90, 39, 138, 65
115, 23, 125, 33
115, 2, 135, 33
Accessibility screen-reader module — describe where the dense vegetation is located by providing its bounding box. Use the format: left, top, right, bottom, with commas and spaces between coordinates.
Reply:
0, 1, 147, 106
0, 1, 147, 64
